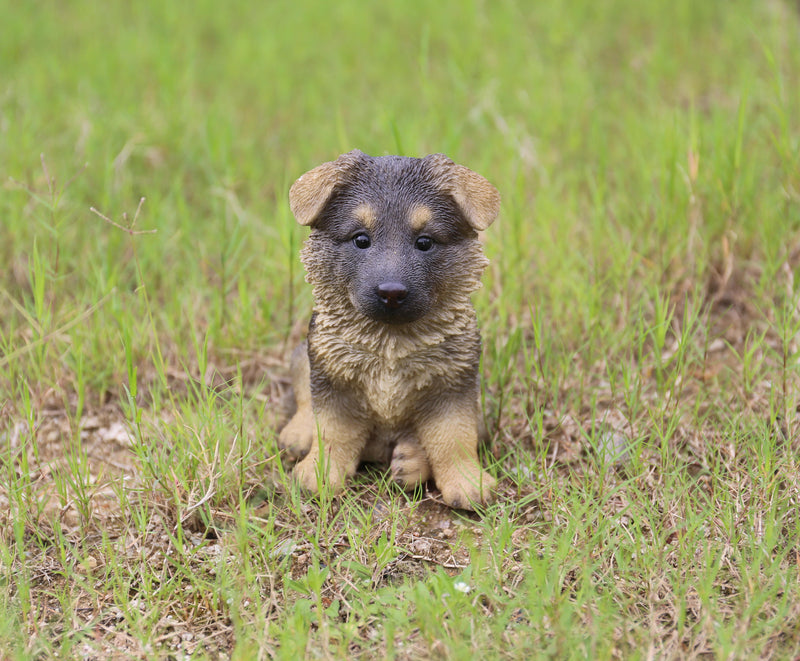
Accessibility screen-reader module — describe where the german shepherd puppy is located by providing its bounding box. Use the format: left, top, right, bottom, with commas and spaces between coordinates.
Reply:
278, 150, 499, 510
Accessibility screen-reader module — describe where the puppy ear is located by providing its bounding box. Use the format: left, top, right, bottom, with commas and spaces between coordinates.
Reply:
423, 154, 500, 231
289, 150, 366, 226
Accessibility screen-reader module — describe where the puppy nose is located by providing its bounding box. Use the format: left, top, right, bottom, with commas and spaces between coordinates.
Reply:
377, 282, 408, 308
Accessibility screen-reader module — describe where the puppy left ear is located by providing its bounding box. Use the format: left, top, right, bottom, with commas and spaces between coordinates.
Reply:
423, 154, 500, 231
289, 150, 366, 226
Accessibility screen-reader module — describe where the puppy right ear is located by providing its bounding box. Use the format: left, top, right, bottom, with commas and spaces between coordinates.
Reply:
289, 150, 366, 226
422, 154, 500, 231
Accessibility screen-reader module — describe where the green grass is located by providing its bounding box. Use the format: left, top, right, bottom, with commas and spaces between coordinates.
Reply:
2, 0, 800, 658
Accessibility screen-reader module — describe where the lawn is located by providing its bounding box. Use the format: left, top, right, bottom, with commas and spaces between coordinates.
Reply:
1, 0, 800, 658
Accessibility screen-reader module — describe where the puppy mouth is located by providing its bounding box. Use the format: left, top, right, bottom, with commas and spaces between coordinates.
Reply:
365, 307, 425, 325
359, 300, 426, 324
352, 289, 427, 325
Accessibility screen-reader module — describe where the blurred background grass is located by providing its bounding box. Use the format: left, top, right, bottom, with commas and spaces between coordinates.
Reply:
2, 0, 797, 405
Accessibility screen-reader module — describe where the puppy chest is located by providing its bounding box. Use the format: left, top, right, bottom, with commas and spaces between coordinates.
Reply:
361, 365, 428, 423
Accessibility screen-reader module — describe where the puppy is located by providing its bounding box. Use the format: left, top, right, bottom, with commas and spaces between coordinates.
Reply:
279, 150, 499, 510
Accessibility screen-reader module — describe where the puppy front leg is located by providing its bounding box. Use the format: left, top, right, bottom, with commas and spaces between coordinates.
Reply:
293, 399, 369, 494
417, 397, 496, 510
278, 342, 315, 460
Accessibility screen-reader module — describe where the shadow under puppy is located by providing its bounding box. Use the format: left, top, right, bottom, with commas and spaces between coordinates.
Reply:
279, 150, 500, 510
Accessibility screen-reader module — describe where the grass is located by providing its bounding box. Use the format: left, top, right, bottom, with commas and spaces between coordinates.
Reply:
1, 0, 800, 657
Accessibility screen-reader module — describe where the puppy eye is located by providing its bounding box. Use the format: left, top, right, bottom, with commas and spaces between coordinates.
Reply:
415, 236, 434, 251
353, 233, 371, 249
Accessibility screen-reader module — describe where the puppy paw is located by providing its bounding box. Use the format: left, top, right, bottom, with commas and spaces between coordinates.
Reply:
390, 440, 431, 489
293, 454, 349, 495
293, 455, 321, 492
278, 409, 314, 461
437, 468, 496, 510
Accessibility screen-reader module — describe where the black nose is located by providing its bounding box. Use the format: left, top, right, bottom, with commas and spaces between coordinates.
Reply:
376, 282, 408, 308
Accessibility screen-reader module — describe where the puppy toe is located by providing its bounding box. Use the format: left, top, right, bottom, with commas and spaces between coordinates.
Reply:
293, 454, 350, 495
292, 456, 320, 492
278, 411, 314, 461
438, 470, 496, 510
390, 441, 431, 490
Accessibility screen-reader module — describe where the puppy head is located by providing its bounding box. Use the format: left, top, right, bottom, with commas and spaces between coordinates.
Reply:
291, 151, 500, 325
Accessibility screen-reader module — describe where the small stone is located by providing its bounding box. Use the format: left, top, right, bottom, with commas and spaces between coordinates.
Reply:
411, 538, 431, 554
597, 431, 631, 465
269, 539, 297, 559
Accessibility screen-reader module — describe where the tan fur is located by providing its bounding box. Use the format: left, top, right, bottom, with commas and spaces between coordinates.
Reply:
278, 151, 500, 510
292, 397, 370, 491
414, 396, 491, 507
353, 203, 377, 231
288, 151, 365, 226
278, 343, 315, 459
408, 204, 433, 232
423, 154, 501, 231
389, 436, 432, 488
